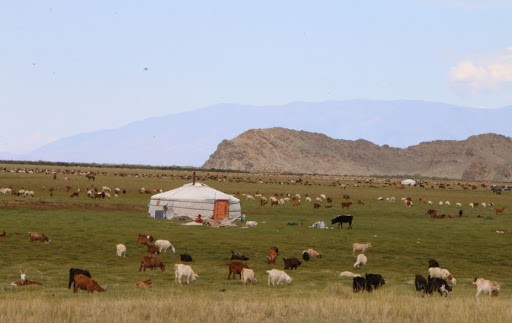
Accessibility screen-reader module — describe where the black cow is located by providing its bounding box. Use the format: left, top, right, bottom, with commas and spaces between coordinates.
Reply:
302, 251, 310, 262
415, 274, 427, 291
283, 257, 301, 270
230, 250, 249, 261
331, 214, 353, 229
68, 268, 92, 289
353, 276, 366, 293
425, 277, 452, 297
180, 254, 193, 262
365, 273, 385, 292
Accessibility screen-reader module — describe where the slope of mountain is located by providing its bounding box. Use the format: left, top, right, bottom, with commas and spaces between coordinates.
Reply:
203, 128, 512, 181
4, 100, 512, 167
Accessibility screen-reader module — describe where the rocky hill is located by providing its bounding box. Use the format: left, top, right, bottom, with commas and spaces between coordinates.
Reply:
202, 128, 512, 181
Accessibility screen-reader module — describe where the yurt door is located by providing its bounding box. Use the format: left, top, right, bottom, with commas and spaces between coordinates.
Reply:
213, 200, 229, 221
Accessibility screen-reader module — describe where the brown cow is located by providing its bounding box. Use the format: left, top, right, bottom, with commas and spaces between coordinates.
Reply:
495, 207, 505, 215
136, 279, 152, 289
341, 201, 353, 209
0, 230, 6, 237
73, 274, 106, 293
227, 260, 249, 280
28, 232, 50, 243
139, 255, 165, 272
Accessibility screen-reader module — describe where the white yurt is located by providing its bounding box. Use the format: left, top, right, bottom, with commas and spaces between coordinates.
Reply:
147, 182, 241, 221
400, 179, 417, 186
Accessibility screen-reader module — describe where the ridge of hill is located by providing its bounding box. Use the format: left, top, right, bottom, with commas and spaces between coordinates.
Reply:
202, 127, 512, 181
4, 100, 512, 167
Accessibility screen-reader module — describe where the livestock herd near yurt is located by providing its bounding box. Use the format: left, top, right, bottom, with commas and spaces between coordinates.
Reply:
0, 164, 511, 322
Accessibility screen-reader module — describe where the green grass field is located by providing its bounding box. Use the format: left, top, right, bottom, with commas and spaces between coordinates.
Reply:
1, 163, 512, 322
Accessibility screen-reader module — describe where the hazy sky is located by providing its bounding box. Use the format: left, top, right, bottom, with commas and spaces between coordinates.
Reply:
1, 1, 512, 154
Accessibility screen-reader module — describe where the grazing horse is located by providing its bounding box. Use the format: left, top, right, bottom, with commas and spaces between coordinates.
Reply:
331, 214, 353, 229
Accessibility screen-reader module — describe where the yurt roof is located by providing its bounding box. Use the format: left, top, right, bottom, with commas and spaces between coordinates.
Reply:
151, 182, 239, 202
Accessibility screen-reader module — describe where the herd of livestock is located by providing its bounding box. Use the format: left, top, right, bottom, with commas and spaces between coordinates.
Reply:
0, 167, 507, 300
5, 228, 501, 299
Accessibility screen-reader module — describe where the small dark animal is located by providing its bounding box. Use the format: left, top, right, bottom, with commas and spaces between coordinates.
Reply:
353, 276, 366, 293
68, 268, 92, 289
425, 277, 452, 297
302, 251, 310, 262
331, 214, 353, 229
283, 257, 301, 270
415, 274, 427, 291
428, 259, 440, 268
180, 253, 193, 262
0, 230, 6, 237
230, 250, 249, 261
365, 273, 385, 292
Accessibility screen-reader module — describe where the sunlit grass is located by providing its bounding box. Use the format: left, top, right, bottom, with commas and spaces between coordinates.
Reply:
0, 163, 511, 322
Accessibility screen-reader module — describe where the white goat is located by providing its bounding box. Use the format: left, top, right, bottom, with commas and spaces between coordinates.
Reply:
155, 239, 176, 253
352, 242, 372, 256
473, 277, 500, 298
116, 244, 126, 257
353, 254, 367, 268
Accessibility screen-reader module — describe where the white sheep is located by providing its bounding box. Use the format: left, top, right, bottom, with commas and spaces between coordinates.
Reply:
245, 221, 258, 228
353, 254, 367, 268
339, 271, 361, 278
155, 239, 176, 253
352, 242, 372, 256
473, 277, 500, 298
241, 268, 256, 285
428, 267, 456, 284
116, 244, 126, 257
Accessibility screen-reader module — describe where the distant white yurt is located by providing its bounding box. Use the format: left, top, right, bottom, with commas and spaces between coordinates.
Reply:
400, 179, 417, 186
147, 182, 241, 221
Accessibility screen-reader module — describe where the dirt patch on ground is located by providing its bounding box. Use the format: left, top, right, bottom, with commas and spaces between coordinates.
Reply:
0, 200, 145, 212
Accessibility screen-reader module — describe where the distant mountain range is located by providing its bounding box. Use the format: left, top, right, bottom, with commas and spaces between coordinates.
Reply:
203, 128, 512, 181
2, 100, 512, 168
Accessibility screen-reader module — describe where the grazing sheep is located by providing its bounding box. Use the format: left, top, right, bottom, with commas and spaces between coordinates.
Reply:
415, 274, 427, 291
154, 239, 176, 253
353, 254, 367, 268
116, 244, 126, 257
303, 248, 321, 258
473, 277, 500, 297
267, 269, 292, 286
352, 242, 372, 256
174, 264, 198, 284
428, 267, 456, 284
240, 268, 256, 285
339, 271, 361, 278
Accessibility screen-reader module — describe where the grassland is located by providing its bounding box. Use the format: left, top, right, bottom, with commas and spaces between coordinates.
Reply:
0, 163, 512, 322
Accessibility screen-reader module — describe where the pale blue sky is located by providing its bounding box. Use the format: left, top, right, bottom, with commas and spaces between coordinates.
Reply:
1, 1, 511, 154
